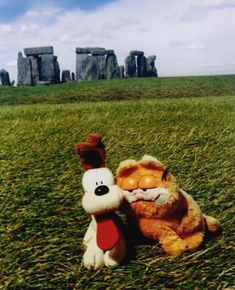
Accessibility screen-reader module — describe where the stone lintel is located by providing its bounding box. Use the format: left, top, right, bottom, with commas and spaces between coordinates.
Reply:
24, 46, 54, 56
130, 50, 144, 56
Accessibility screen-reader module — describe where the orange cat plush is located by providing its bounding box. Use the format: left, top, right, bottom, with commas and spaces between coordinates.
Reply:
117, 155, 221, 255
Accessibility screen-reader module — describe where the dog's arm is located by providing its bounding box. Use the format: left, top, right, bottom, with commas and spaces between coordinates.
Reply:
83, 217, 96, 246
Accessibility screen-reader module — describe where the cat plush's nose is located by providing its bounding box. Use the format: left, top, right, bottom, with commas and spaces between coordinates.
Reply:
135, 191, 144, 200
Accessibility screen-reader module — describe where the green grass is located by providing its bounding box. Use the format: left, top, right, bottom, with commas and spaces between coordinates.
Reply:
0, 76, 234, 289
0, 74, 234, 105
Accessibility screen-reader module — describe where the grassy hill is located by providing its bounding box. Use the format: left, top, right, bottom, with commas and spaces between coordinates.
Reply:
0, 74, 234, 105
0, 76, 234, 289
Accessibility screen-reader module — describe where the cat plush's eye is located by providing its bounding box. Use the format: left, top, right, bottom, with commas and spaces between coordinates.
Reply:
123, 189, 137, 195
139, 175, 158, 189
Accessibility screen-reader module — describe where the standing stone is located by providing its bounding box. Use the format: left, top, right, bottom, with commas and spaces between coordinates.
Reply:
0, 69, 11, 86
96, 55, 107, 79
118, 65, 125, 79
62, 70, 71, 83
76, 54, 89, 81
76, 54, 100, 81
86, 55, 99, 80
106, 53, 119, 79
125, 55, 136, 78
147, 55, 158, 77
54, 56, 60, 83
105, 49, 115, 55
29, 56, 40, 85
137, 55, 147, 77
17, 52, 33, 86
39, 54, 56, 83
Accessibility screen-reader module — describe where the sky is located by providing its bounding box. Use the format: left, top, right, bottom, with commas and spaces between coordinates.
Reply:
0, 0, 235, 82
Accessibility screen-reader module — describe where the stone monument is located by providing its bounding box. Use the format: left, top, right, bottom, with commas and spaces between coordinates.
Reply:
17, 46, 60, 86
75, 47, 120, 81
125, 51, 157, 78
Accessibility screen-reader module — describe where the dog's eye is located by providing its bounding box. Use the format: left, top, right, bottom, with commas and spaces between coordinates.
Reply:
96, 182, 98, 186
128, 189, 134, 193
101, 181, 103, 185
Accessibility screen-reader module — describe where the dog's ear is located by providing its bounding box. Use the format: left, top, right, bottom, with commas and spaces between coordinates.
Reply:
75, 133, 105, 170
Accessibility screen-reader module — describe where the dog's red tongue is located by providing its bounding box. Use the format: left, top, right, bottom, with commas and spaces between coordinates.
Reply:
96, 213, 120, 251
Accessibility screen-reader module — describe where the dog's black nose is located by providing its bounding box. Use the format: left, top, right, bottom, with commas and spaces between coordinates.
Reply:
95, 185, 109, 196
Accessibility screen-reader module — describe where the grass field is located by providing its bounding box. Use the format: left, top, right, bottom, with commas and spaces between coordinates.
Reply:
0, 76, 234, 289
0, 75, 235, 105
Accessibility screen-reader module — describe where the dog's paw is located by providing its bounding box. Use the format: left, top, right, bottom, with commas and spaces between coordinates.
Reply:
104, 251, 120, 268
83, 248, 104, 269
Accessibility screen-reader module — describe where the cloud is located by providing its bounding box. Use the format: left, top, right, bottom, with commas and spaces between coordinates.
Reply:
180, 0, 235, 22
0, 24, 13, 33
183, 44, 205, 50
7, 60, 17, 67
210, 62, 222, 67
0, 0, 235, 82
202, 0, 235, 8
20, 24, 40, 34
199, 62, 222, 67
25, 9, 61, 18
0, 45, 7, 51
170, 42, 205, 51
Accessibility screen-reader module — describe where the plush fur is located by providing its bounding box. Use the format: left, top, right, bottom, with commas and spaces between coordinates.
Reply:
117, 155, 221, 255
82, 168, 123, 215
76, 134, 126, 269
75, 133, 105, 170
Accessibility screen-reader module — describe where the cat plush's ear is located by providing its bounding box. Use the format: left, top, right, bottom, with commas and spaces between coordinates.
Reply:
139, 155, 165, 171
75, 133, 105, 170
116, 159, 138, 178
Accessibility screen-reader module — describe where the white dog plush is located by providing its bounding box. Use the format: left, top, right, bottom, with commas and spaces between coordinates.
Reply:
75, 134, 126, 269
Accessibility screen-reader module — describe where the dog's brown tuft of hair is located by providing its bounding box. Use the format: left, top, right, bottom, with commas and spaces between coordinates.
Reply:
75, 133, 105, 170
